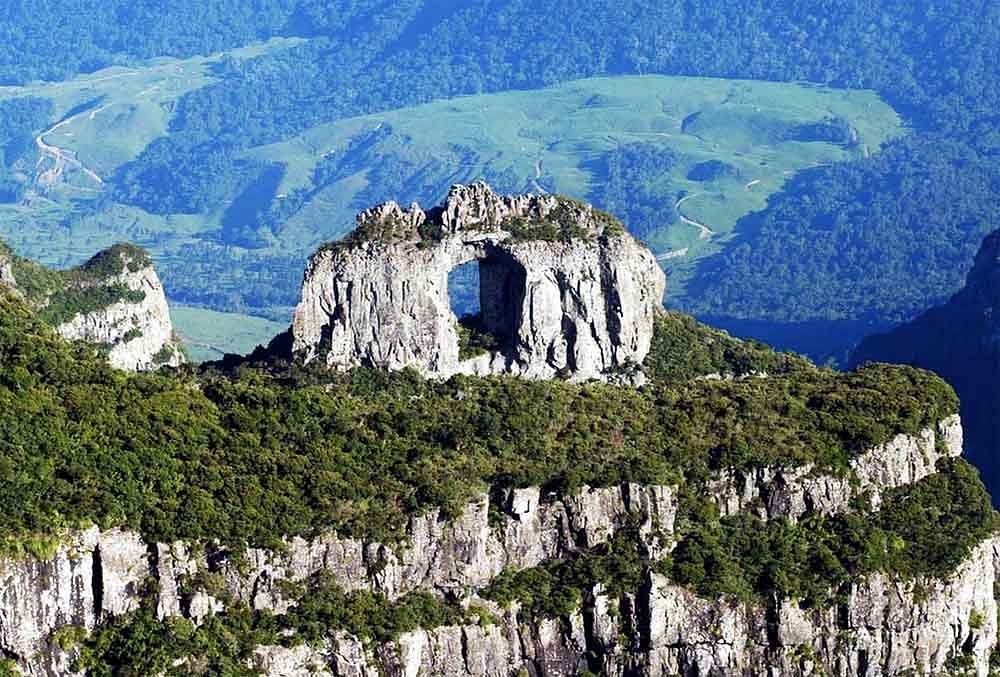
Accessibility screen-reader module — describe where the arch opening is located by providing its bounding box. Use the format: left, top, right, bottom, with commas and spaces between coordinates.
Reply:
447, 252, 526, 361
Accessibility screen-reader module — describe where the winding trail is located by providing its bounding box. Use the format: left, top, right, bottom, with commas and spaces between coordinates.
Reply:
36, 103, 110, 187
530, 159, 548, 194
675, 192, 715, 240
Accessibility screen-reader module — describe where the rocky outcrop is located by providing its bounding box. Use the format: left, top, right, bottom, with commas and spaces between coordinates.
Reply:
0, 251, 16, 290
291, 183, 665, 381
0, 242, 184, 372
0, 418, 981, 676
201, 483, 677, 609
640, 535, 999, 677
54, 258, 183, 372
711, 414, 963, 520
853, 228, 1000, 496
247, 535, 1000, 677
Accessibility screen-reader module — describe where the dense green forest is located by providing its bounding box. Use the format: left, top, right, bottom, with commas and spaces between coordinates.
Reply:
0, 288, 958, 551
687, 135, 1000, 324
0, 286, 991, 672
2, 1, 998, 356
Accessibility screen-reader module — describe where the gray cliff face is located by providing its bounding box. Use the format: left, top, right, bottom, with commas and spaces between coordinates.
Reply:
0, 252, 16, 290
711, 414, 962, 521
291, 184, 665, 381
54, 261, 184, 372
249, 532, 1000, 677
1, 419, 990, 677
0, 244, 184, 372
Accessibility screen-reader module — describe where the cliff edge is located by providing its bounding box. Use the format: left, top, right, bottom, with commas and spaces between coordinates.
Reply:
0, 242, 184, 371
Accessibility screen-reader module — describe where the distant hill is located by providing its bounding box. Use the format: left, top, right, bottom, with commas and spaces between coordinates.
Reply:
852, 229, 1000, 495
0, 0, 998, 362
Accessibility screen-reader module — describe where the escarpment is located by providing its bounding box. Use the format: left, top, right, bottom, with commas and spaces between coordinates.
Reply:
0, 192, 997, 676
0, 241, 183, 371
0, 415, 991, 676
291, 183, 665, 381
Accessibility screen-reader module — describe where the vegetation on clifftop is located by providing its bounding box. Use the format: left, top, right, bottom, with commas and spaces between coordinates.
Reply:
483, 459, 997, 614
0, 240, 153, 323
0, 280, 988, 673
0, 289, 959, 552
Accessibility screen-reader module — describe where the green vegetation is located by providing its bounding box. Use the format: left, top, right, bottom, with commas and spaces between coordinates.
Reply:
483, 530, 648, 619
687, 136, 1000, 326
456, 316, 499, 361
0, 0, 996, 361
644, 311, 812, 382
0, 289, 959, 553
0, 69, 899, 323
73, 573, 472, 675
74, 244, 151, 278
669, 459, 996, 605
337, 194, 627, 248
503, 202, 627, 243
39, 285, 146, 326
2, 239, 153, 326
0, 240, 63, 303
50, 624, 88, 651
485, 460, 997, 616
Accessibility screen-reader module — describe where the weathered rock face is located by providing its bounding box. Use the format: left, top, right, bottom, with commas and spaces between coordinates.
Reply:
249, 533, 1000, 677
291, 183, 665, 381
54, 259, 184, 372
711, 414, 963, 521
1, 419, 988, 677
0, 243, 184, 372
0, 251, 16, 290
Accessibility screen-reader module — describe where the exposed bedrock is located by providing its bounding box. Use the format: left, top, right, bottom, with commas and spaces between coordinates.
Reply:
0, 420, 979, 676
291, 183, 666, 381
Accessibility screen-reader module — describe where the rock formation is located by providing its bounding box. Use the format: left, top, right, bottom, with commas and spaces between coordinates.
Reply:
0, 242, 184, 371
291, 183, 665, 381
853, 228, 1000, 494
2, 416, 991, 677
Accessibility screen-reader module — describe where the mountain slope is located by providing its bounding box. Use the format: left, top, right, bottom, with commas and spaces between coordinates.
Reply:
853, 229, 1000, 494
0, 1, 998, 362
0, 208, 995, 674
0, 240, 184, 370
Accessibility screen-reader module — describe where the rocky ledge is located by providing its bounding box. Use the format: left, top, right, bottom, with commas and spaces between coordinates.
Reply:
0, 417, 983, 677
291, 183, 665, 381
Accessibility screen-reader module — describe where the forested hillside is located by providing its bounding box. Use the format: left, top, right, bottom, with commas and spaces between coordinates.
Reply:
0, 1, 998, 361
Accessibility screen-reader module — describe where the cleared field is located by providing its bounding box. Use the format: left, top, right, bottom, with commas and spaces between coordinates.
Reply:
171, 305, 287, 363
0, 67, 902, 329
248, 75, 902, 292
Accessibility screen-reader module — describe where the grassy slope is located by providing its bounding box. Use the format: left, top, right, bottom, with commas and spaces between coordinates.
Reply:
0, 61, 901, 326
252, 75, 900, 293
0, 38, 303, 270
171, 305, 288, 362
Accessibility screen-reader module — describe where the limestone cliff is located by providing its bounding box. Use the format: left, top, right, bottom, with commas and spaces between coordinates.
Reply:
2, 416, 992, 677
291, 183, 665, 381
0, 242, 184, 371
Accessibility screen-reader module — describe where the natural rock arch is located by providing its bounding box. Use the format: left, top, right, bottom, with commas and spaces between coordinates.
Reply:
291, 183, 666, 381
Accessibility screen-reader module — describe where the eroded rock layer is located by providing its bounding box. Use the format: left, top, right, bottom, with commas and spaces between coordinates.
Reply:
0, 243, 184, 371
2, 418, 990, 677
291, 183, 665, 381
